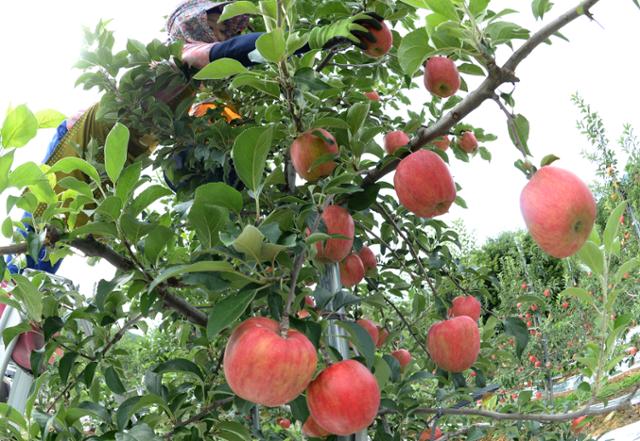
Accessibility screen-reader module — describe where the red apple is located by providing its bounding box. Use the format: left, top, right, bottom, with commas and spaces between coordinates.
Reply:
377, 327, 389, 348
535, 391, 543, 400
534, 360, 542, 368
304, 296, 316, 308
313, 205, 355, 263
0, 302, 5, 317
12, 327, 45, 372
543, 289, 551, 297
427, 316, 480, 373
223, 317, 317, 406
359, 21, 393, 58
561, 301, 569, 309
277, 418, 291, 429
290, 129, 338, 182
626, 346, 638, 356
391, 349, 412, 369
365, 91, 380, 101
340, 254, 365, 287
419, 427, 443, 441
521, 282, 528, 290
302, 415, 331, 438
433, 135, 450, 151
459, 131, 478, 153
424, 56, 460, 98
520, 166, 596, 258
448, 295, 481, 321
307, 360, 381, 435
297, 310, 310, 319
358, 246, 377, 274
384, 130, 410, 155
571, 416, 587, 433
356, 318, 379, 346
394, 149, 456, 218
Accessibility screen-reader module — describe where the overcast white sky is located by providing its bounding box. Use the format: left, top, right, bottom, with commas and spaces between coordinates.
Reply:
0, 1, 639, 291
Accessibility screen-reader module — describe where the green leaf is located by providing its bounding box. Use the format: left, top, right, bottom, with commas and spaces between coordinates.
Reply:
12, 274, 43, 321
9, 162, 46, 188
116, 162, 142, 202
603, 202, 626, 254
559, 287, 594, 305
59, 352, 79, 385
58, 176, 94, 199
35, 109, 66, 129
144, 226, 173, 264
218, 1, 261, 22
128, 185, 172, 217
532, 0, 553, 19
373, 356, 391, 390
0, 404, 28, 431
336, 321, 376, 368
469, 0, 490, 16
0, 150, 15, 191
216, 421, 252, 441
232, 225, 265, 261
148, 261, 241, 293
2, 217, 13, 238
397, 28, 432, 75
426, 0, 459, 20
232, 126, 273, 192
152, 358, 204, 382
614, 257, 640, 283
540, 154, 559, 167
347, 102, 370, 136
256, 29, 286, 63
115, 423, 159, 441
398, 0, 430, 8
518, 390, 532, 406
207, 289, 256, 339
503, 317, 529, 358
193, 182, 243, 214
189, 203, 228, 249
69, 221, 118, 238
576, 241, 604, 276
507, 114, 530, 154
2, 322, 32, 347
116, 395, 173, 430
105, 122, 129, 183
458, 63, 485, 75
48, 157, 102, 184
105, 366, 127, 394
194, 58, 248, 80
1, 104, 38, 148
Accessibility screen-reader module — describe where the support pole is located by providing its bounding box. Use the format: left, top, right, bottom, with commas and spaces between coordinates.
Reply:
320, 263, 368, 441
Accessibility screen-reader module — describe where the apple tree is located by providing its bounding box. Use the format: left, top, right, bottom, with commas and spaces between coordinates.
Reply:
0, 0, 638, 440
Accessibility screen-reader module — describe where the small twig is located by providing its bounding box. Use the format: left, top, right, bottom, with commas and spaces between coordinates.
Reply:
316, 47, 340, 72
164, 397, 234, 439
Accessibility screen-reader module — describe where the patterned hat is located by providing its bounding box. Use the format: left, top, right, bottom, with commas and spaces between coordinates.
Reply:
166, 0, 250, 43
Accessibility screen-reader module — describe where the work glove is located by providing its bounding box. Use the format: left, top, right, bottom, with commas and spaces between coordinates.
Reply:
308, 12, 385, 50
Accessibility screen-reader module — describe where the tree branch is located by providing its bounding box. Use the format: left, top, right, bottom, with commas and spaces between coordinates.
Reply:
360, 0, 601, 188
164, 397, 234, 439
381, 385, 640, 422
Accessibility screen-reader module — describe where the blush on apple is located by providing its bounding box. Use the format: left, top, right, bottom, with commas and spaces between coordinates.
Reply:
433, 135, 450, 151
376, 327, 389, 348
520, 166, 596, 258
307, 360, 381, 435
419, 427, 443, 441
339, 253, 365, 287
394, 149, 456, 218
302, 415, 331, 438
459, 131, 478, 153
359, 21, 393, 58
448, 295, 481, 321
358, 246, 377, 274
424, 56, 460, 98
384, 130, 410, 155
290, 128, 338, 182
223, 317, 317, 406
313, 205, 355, 263
427, 316, 480, 373
356, 318, 379, 346
391, 349, 412, 369
365, 91, 380, 101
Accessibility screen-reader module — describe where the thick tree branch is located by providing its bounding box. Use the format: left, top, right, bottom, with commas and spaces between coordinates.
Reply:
380, 385, 639, 422
360, 0, 601, 188
2, 235, 208, 327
